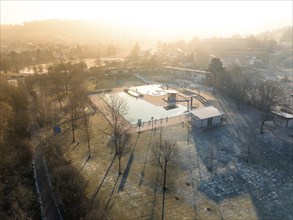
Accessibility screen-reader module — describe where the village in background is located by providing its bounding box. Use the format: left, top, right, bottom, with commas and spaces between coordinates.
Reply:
1, 19, 292, 220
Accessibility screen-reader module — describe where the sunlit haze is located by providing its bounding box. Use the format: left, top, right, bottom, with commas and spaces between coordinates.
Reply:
1, 1, 292, 39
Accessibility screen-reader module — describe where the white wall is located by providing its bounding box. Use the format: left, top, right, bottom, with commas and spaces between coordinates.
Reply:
191, 117, 202, 127
287, 119, 293, 128
212, 116, 221, 125
274, 116, 289, 128
192, 116, 222, 128
202, 119, 207, 127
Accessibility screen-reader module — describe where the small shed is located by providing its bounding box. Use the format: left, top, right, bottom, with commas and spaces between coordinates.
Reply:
272, 110, 293, 128
190, 106, 225, 128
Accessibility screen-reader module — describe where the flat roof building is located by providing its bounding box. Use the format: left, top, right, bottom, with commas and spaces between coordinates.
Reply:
272, 110, 293, 128
190, 106, 225, 128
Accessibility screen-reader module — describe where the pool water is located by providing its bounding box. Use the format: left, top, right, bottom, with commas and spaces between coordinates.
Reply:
104, 92, 187, 125
129, 84, 166, 96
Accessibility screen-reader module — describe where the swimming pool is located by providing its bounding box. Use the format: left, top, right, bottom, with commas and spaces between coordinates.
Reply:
104, 92, 187, 125
129, 84, 166, 96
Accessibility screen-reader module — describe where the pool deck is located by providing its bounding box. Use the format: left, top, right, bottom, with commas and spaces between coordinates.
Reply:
107, 86, 209, 108
89, 93, 190, 132
89, 85, 214, 132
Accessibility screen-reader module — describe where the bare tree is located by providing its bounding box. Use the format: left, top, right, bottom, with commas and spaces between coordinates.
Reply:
47, 61, 87, 95
247, 141, 251, 164
152, 139, 178, 191
110, 131, 131, 175
104, 94, 132, 175
230, 66, 251, 109
93, 58, 104, 89
209, 145, 215, 173
81, 108, 92, 158
47, 72, 66, 109
66, 87, 87, 142
257, 80, 284, 133
250, 72, 264, 105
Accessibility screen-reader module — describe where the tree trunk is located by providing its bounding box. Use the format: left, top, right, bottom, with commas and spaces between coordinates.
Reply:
237, 100, 240, 110
58, 99, 63, 109
72, 125, 75, 142
247, 144, 250, 163
260, 120, 265, 134
260, 112, 266, 134
88, 141, 91, 158
118, 156, 122, 175
163, 161, 167, 191
161, 187, 166, 220
210, 152, 213, 172
252, 84, 258, 105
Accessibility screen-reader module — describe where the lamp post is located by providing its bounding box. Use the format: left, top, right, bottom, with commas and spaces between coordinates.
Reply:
137, 119, 142, 133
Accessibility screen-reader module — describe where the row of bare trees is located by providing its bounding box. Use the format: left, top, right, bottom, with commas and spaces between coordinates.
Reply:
104, 93, 178, 198
104, 94, 178, 220
28, 62, 178, 219
27, 61, 101, 218
0, 79, 40, 219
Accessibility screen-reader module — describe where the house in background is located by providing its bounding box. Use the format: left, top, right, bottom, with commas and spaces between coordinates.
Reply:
190, 106, 225, 128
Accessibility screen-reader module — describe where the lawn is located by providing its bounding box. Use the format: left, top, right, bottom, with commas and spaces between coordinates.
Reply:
53, 76, 293, 220
58, 112, 198, 219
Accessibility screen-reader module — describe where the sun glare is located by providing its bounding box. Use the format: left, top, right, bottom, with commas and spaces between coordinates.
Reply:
1, 1, 292, 38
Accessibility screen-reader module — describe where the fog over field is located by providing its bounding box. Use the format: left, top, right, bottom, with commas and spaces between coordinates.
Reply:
1, 1, 292, 41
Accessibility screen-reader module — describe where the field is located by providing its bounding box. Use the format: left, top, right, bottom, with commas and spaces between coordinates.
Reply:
56, 76, 293, 219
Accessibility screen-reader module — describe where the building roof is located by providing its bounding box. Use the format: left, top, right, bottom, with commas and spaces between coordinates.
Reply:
272, 111, 293, 119
190, 106, 225, 120
162, 66, 209, 74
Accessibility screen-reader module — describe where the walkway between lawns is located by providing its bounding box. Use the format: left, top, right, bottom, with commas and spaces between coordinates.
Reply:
20, 77, 63, 220
33, 134, 63, 220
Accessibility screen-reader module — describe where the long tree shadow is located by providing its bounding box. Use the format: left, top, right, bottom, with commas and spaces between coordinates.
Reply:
150, 167, 159, 220
139, 131, 153, 187
92, 155, 116, 203
63, 141, 75, 154
102, 175, 120, 219
191, 107, 293, 220
161, 187, 166, 220
117, 133, 140, 192
79, 156, 91, 172
63, 141, 79, 156
70, 141, 80, 151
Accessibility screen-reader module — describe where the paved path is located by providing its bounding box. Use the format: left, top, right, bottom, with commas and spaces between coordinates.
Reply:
33, 138, 63, 220
19, 78, 63, 220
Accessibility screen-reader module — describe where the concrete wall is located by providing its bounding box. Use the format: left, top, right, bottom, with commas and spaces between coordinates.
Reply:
202, 119, 208, 127
191, 117, 202, 127
274, 115, 291, 128
192, 116, 222, 128
288, 119, 293, 128
213, 116, 222, 125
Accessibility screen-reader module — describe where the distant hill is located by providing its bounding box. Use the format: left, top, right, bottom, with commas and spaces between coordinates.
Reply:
1, 19, 292, 52
1, 20, 118, 43
0, 20, 158, 50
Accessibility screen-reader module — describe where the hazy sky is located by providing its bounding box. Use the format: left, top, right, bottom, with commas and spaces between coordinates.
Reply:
1, 1, 292, 38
